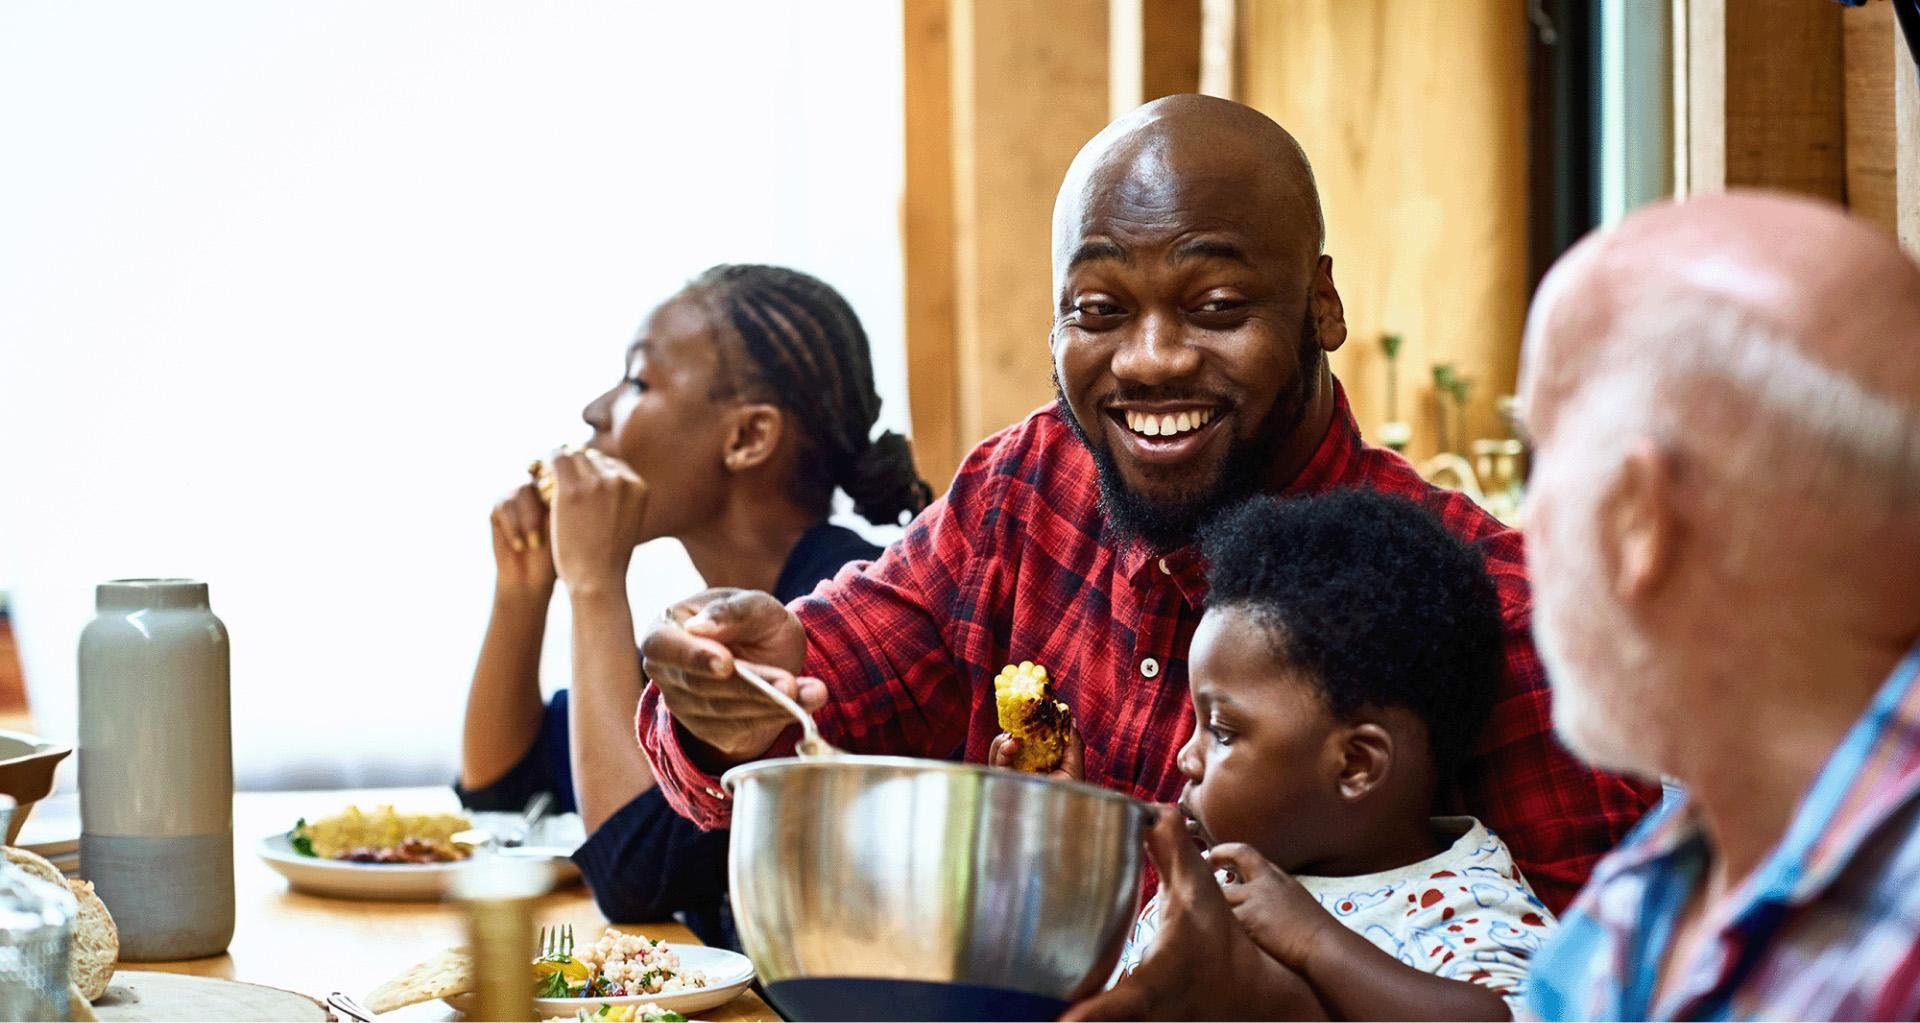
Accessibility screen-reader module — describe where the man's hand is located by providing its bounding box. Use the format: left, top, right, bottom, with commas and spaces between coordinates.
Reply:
638, 589, 822, 765
1206, 843, 1344, 975
488, 481, 556, 597
550, 448, 650, 595
987, 728, 1086, 782
1064, 808, 1327, 1021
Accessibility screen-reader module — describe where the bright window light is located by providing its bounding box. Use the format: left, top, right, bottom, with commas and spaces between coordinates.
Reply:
0, 1, 907, 789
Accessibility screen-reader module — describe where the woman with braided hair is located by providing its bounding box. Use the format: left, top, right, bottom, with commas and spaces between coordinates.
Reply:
459, 264, 929, 947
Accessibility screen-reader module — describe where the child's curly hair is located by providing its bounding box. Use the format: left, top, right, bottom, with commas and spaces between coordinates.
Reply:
1200, 490, 1506, 784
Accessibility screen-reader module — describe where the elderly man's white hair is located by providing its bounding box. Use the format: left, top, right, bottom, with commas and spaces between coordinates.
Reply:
1543, 295, 1919, 528
1522, 194, 1920, 558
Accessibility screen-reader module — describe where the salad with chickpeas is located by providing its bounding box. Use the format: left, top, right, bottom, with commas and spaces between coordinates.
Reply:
534, 926, 711, 1000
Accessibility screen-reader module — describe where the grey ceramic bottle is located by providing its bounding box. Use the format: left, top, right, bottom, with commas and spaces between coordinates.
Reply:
78, 579, 234, 960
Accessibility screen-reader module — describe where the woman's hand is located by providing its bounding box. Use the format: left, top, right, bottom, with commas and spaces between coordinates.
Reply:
1206, 843, 1344, 975
489, 481, 557, 598
987, 728, 1086, 782
550, 448, 650, 597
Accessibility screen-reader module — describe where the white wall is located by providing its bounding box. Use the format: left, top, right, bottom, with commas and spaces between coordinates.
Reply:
0, 2, 907, 789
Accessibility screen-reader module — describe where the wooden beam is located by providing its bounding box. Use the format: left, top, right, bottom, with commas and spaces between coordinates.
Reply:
947, 0, 1110, 451
1673, 0, 1690, 196
1842, 0, 1898, 232
1686, 0, 1845, 199
1234, 0, 1528, 460
1199, 0, 1238, 99
1898, 23, 1920, 252
1111, 0, 1203, 117
902, 0, 961, 492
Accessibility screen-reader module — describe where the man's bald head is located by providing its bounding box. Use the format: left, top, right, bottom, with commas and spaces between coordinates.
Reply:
1520, 190, 1920, 780
1522, 191, 1920, 521
1046, 95, 1350, 548
1525, 192, 1920, 433
1052, 95, 1326, 283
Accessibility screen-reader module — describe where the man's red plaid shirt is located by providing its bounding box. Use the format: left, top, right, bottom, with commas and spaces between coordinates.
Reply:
640, 384, 1656, 912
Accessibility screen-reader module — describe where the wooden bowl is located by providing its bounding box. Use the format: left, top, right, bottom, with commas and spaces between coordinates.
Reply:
0, 729, 73, 845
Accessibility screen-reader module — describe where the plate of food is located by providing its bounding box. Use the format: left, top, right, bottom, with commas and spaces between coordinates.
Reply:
256, 805, 584, 901
363, 926, 754, 1019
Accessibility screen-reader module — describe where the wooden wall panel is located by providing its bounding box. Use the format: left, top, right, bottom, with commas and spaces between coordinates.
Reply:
903, 0, 961, 492
1688, 0, 1917, 253
1111, 0, 1203, 117
1235, 1, 1529, 460
0, 617, 25, 715
1843, 1, 1898, 232
1686, 0, 1846, 200
1726, 0, 1845, 199
904, 0, 1108, 490
1199, 0, 1238, 98
946, 0, 1110, 457
1899, 27, 1920, 251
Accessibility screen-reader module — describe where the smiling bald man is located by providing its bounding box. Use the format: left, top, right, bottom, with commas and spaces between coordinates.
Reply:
635, 95, 1654, 920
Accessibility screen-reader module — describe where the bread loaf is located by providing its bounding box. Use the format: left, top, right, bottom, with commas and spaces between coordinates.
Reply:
4, 846, 118, 1001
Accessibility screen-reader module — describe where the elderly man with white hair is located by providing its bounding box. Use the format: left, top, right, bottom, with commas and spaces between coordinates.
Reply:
1519, 191, 1920, 1020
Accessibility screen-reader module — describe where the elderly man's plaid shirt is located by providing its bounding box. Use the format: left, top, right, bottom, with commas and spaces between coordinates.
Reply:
640, 383, 1655, 912
1530, 644, 1920, 1020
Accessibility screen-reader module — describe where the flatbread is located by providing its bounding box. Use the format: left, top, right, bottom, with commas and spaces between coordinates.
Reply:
5, 846, 118, 1000
364, 947, 474, 1013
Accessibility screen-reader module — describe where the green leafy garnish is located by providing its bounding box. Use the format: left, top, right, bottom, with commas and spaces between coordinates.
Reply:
535, 969, 572, 999
289, 819, 315, 857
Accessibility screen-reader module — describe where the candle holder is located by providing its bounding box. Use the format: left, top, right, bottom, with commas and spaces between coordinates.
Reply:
1378, 332, 1410, 452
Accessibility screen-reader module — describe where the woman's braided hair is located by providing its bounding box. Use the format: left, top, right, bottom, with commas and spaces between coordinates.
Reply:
689, 264, 932, 526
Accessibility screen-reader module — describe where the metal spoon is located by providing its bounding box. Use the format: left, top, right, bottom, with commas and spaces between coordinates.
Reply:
511, 791, 553, 847
328, 991, 380, 1021
450, 791, 555, 851
664, 604, 838, 759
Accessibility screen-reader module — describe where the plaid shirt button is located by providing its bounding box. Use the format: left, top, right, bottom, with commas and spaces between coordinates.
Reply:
1141, 657, 1160, 678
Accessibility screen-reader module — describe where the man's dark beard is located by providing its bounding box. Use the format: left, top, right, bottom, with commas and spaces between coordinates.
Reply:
1055, 315, 1322, 550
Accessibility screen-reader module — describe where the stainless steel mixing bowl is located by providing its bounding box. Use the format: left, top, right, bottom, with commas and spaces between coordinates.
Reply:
723, 755, 1149, 1021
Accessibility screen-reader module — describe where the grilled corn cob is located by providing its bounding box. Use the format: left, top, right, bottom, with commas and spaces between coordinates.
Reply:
994, 660, 1072, 773
529, 457, 557, 505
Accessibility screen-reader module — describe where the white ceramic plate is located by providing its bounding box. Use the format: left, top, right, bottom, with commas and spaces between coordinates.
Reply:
255, 812, 585, 901
444, 945, 756, 1018
256, 832, 465, 901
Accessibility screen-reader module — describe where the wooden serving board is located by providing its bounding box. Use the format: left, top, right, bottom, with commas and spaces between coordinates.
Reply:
90, 971, 327, 1022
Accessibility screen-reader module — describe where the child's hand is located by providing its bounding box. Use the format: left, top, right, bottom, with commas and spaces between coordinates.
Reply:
1206, 843, 1343, 975
987, 728, 1085, 781
1064, 809, 1326, 1021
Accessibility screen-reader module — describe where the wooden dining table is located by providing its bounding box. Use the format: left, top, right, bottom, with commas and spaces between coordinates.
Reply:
126, 786, 780, 1021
